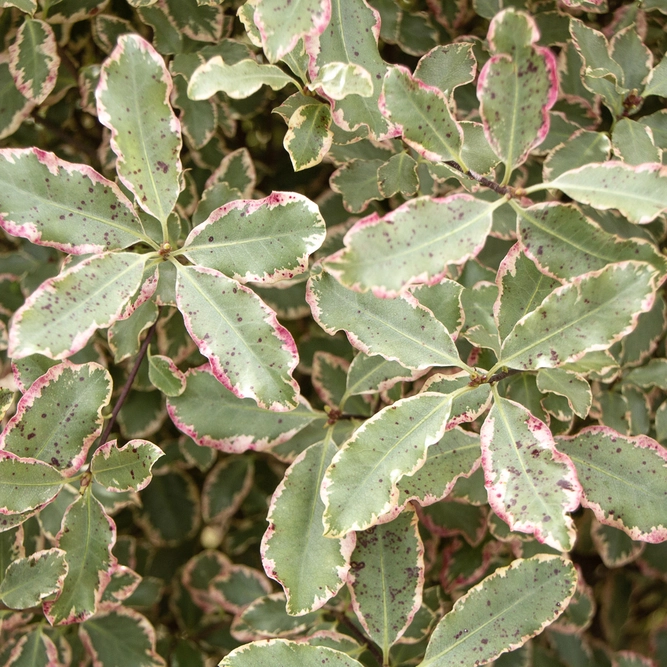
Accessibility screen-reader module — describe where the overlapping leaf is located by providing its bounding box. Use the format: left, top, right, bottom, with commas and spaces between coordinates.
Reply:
0, 456, 64, 515
220, 639, 364, 666
91, 439, 164, 492
0, 548, 67, 609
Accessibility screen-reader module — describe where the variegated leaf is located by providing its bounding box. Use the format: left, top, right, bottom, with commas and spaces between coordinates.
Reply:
284, 103, 333, 171
8, 19, 59, 104
0, 148, 148, 254
97, 34, 182, 224
558, 427, 667, 542
477, 9, 558, 173
91, 439, 164, 492
309, 62, 373, 100
307, 268, 466, 372
324, 195, 497, 296
414, 43, 477, 96
175, 265, 300, 410
481, 395, 581, 551
0, 548, 67, 609
536, 369, 591, 419
322, 391, 453, 537
8, 252, 149, 360
262, 437, 354, 615
182, 192, 325, 282
220, 639, 364, 667
0, 455, 64, 514
0, 61, 35, 141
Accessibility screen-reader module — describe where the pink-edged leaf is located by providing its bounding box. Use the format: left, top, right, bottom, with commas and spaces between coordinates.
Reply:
167, 367, 320, 453
477, 9, 558, 172
481, 395, 582, 551
5, 626, 60, 666
8, 252, 149, 360
175, 265, 300, 410
147, 353, 186, 397
91, 439, 164, 492
323, 194, 496, 296
8, 19, 59, 104
0, 548, 67, 609
0, 362, 112, 476
558, 426, 667, 543
0, 453, 64, 515
100, 563, 142, 603
0, 148, 147, 254
182, 192, 325, 283
80, 605, 165, 667
348, 507, 423, 662
262, 438, 355, 615
44, 491, 115, 625
220, 639, 364, 667
96, 34, 182, 224
202, 457, 254, 523
252, 0, 331, 62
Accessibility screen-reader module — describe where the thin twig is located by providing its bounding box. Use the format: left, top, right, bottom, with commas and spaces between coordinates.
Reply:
333, 611, 385, 666
443, 160, 517, 197
98, 321, 158, 446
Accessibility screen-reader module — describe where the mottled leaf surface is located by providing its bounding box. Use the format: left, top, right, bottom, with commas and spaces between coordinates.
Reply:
220, 639, 364, 666
284, 103, 333, 171
0, 456, 64, 514
183, 192, 325, 283
0, 148, 147, 254
558, 427, 667, 542
420, 556, 577, 667
97, 35, 182, 223
536, 369, 591, 419
175, 265, 300, 410
262, 437, 354, 615
91, 439, 164, 492
322, 392, 452, 537
481, 395, 581, 551
324, 195, 495, 295
0, 548, 66, 609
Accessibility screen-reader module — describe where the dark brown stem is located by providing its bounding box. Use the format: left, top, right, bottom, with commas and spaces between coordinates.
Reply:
333, 611, 384, 666
487, 368, 521, 385
98, 322, 157, 446
443, 160, 516, 197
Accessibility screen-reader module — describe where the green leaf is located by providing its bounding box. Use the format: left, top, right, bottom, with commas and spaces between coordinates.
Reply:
324, 195, 496, 296
148, 353, 186, 396
558, 427, 667, 542
381, 65, 463, 164
612, 118, 661, 166
202, 457, 253, 522
0, 0, 37, 11
175, 265, 300, 410
477, 9, 558, 173
172, 73, 217, 150
346, 352, 421, 396
624, 359, 667, 390
414, 43, 477, 96
182, 192, 325, 282
44, 491, 114, 624
9, 252, 149, 360
189, 57, 298, 99
252, 0, 330, 62
481, 395, 581, 551
220, 639, 364, 667
644, 55, 667, 97
542, 129, 611, 182
349, 508, 423, 661
547, 162, 667, 224
44, 0, 108, 23
262, 437, 353, 615
498, 262, 659, 371
396, 427, 481, 506
419, 556, 577, 667
322, 391, 452, 537
163, 0, 223, 42
91, 439, 164, 492
307, 268, 465, 372
0, 62, 34, 141
0, 456, 64, 514
516, 203, 667, 281
536, 369, 591, 419
1, 625, 59, 665
284, 103, 333, 171
0, 548, 66, 609
377, 152, 419, 198
8, 19, 58, 104
0, 362, 112, 474
97, 34, 182, 224
309, 62, 373, 100
0, 148, 147, 254
80, 607, 164, 667
167, 368, 320, 453
329, 159, 383, 213
591, 519, 644, 568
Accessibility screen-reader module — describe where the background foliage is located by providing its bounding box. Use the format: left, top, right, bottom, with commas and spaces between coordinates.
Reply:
0, 0, 666, 665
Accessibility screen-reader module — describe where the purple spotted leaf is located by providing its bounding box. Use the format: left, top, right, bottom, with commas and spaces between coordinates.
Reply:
8, 252, 149, 361
91, 439, 164, 492
481, 395, 582, 551
182, 192, 326, 283
44, 491, 115, 625
558, 427, 667, 543
323, 194, 498, 296
96, 34, 182, 224
0, 362, 112, 476
321, 391, 452, 537
348, 508, 424, 662
0, 454, 65, 515
0, 548, 67, 609
262, 438, 355, 615
419, 556, 577, 667
0, 148, 148, 254
167, 368, 320, 453
8, 19, 59, 104
477, 9, 558, 173
498, 262, 659, 372
175, 265, 300, 410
